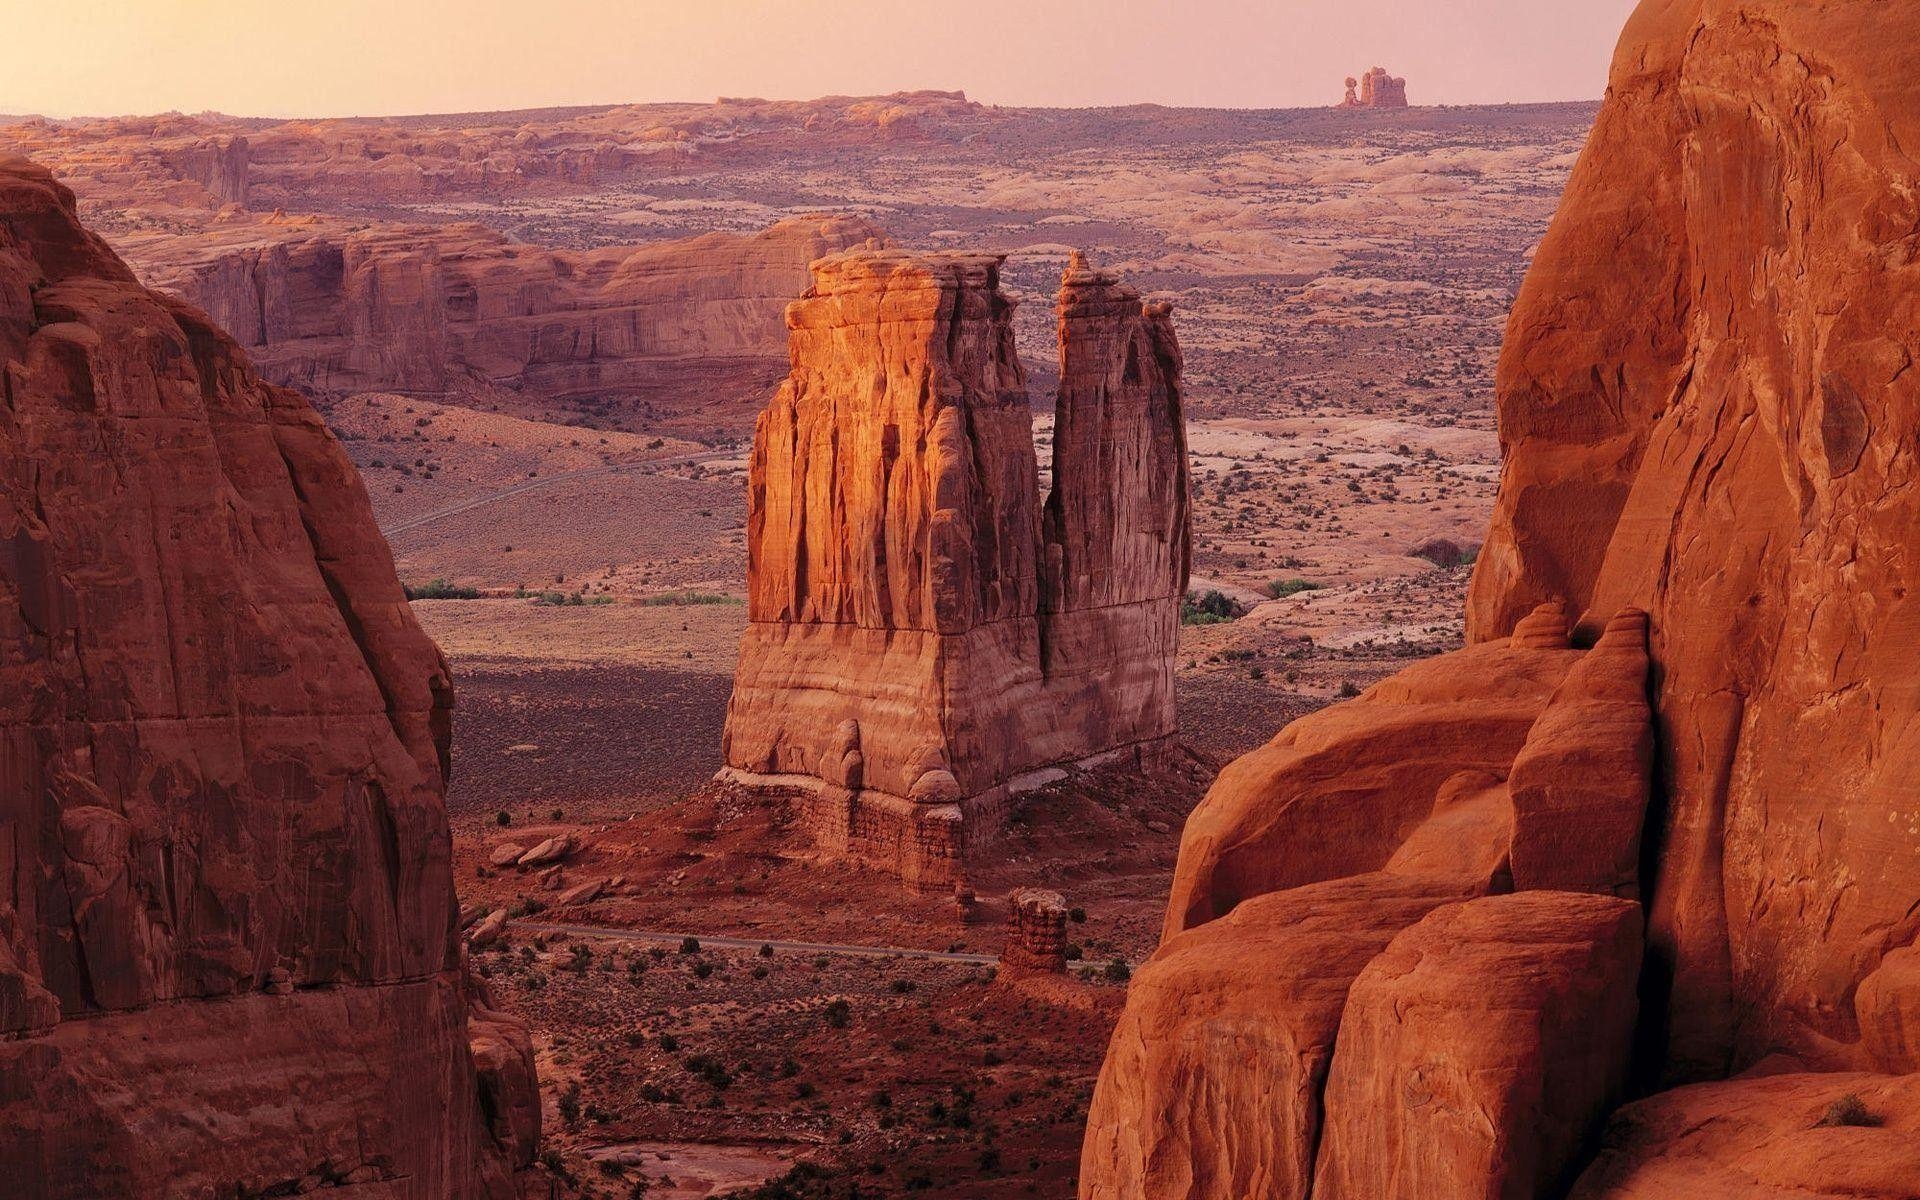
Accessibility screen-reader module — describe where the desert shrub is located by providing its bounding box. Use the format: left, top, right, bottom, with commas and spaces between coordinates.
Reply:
679, 936, 701, 955
684, 1053, 732, 1089
405, 578, 481, 600
1338, 679, 1363, 698
1818, 1093, 1883, 1127
657, 1033, 679, 1052
823, 998, 851, 1029
1103, 957, 1132, 983
1264, 578, 1321, 599
639, 590, 742, 607
1180, 589, 1238, 625
557, 1081, 582, 1128
1068, 907, 1087, 923
494, 810, 511, 827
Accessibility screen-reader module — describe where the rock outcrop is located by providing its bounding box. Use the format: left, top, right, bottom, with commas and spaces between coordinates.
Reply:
1001, 889, 1071, 976
1082, 2, 1920, 1197
1339, 67, 1410, 109
130, 212, 881, 425
1466, 0, 1920, 1082
0, 158, 536, 1196
722, 249, 1189, 888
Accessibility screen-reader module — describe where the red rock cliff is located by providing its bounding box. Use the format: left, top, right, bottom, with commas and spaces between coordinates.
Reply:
133, 212, 881, 424
1081, 2, 1920, 1197
0, 158, 537, 1197
722, 249, 1189, 888
1467, 0, 1920, 1083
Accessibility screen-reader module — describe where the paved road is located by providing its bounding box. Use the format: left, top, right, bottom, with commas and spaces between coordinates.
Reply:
511, 920, 1000, 966
379, 449, 731, 538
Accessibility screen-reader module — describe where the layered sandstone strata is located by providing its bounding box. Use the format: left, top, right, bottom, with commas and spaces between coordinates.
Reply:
0, 158, 536, 1197
722, 249, 1189, 888
1082, 3, 1920, 1197
125, 211, 880, 420
1001, 889, 1071, 976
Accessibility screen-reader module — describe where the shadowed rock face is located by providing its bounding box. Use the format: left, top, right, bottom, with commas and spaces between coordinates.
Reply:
0, 157, 535, 1197
722, 249, 1189, 888
1081, 2, 1920, 1197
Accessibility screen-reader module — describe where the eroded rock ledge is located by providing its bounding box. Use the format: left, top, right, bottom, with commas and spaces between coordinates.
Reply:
721, 249, 1190, 888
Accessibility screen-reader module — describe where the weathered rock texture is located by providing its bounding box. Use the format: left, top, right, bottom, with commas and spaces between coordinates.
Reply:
1339, 67, 1410, 108
1567, 1071, 1920, 1199
135, 211, 880, 421
0, 158, 536, 1197
1466, 0, 1920, 1082
1314, 893, 1643, 1200
1082, 3, 1920, 1197
1001, 888, 1071, 976
722, 249, 1189, 888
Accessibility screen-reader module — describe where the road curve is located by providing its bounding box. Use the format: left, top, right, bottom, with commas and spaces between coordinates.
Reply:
378, 449, 730, 539
510, 919, 1000, 966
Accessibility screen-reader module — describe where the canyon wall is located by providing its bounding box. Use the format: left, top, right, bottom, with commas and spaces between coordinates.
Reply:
132, 212, 880, 422
0, 158, 537, 1197
722, 250, 1189, 888
1083, 1, 1920, 1196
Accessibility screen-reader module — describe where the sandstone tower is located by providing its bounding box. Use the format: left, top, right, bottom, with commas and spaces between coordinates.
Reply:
1338, 67, 1410, 108
722, 248, 1190, 889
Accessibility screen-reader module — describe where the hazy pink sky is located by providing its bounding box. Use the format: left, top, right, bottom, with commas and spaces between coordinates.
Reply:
8, 0, 1640, 118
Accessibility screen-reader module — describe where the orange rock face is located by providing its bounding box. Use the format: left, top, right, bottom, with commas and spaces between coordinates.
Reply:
1083, 3, 1920, 1196
1467, 0, 1920, 1080
1567, 1072, 1920, 1199
722, 249, 1189, 888
0, 159, 535, 1196
1314, 893, 1642, 1200
133, 212, 880, 420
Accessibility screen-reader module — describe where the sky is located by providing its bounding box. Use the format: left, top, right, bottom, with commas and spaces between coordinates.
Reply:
3, 0, 1641, 119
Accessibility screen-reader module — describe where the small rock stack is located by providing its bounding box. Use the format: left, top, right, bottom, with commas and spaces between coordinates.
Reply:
1001, 890, 1071, 976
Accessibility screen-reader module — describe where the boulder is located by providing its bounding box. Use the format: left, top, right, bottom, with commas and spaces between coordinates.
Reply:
554, 879, 605, 908
488, 842, 528, 868
517, 834, 576, 867
468, 910, 510, 950
1080, 873, 1482, 1200
1314, 893, 1643, 1200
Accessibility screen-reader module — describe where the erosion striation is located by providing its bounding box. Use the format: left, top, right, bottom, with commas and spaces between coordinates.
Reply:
721, 249, 1189, 889
1083, 1, 1920, 1197
0, 158, 538, 1197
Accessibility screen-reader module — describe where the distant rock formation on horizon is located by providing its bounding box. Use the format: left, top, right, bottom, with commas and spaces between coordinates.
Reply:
721, 248, 1191, 890
1338, 67, 1410, 108
0, 157, 539, 1198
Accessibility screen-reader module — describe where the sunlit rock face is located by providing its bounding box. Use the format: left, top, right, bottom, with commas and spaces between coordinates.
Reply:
722, 249, 1190, 889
